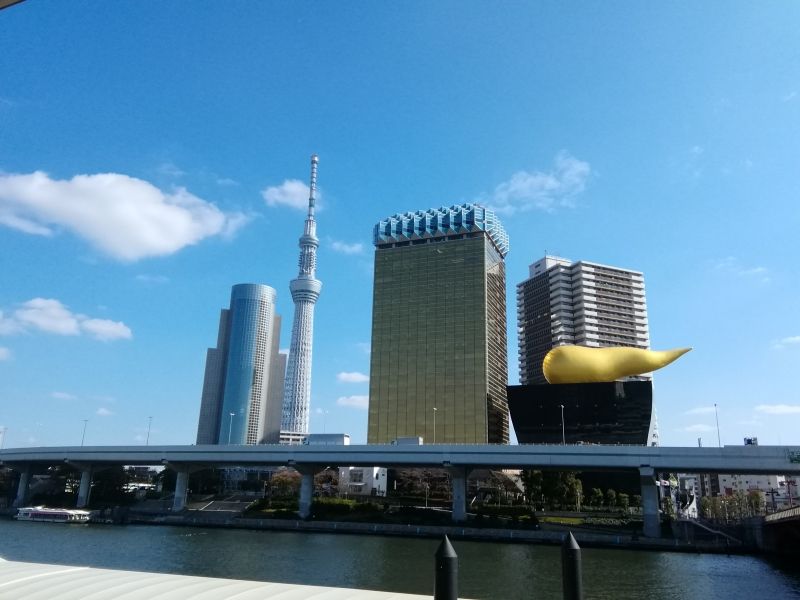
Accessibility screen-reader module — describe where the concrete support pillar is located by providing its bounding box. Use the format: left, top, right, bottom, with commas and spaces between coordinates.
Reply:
13, 464, 31, 508
639, 466, 661, 538
172, 469, 189, 512
298, 469, 315, 519
448, 466, 469, 522
77, 467, 93, 508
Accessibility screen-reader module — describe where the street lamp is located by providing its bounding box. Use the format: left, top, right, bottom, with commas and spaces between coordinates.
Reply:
560, 404, 565, 445
432, 407, 438, 444
714, 403, 721, 447
227, 412, 236, 445
80, 419, 88, 447
0, 426, 7, 450
146, 416, 153, 446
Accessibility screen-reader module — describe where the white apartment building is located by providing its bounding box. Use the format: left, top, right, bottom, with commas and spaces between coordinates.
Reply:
338, 467, 388, 498
517, 256, 650, 384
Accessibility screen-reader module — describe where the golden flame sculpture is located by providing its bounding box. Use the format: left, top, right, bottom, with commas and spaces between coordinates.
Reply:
542, 345, 691, 384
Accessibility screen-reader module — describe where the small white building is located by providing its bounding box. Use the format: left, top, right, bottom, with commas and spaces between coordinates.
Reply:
338, 466, 387, 498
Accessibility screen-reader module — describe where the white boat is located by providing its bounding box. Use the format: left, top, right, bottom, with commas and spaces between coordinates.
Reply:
14, 507, 91, 523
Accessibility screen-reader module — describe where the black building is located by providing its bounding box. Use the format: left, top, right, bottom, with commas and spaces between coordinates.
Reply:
507, 381, 653, 445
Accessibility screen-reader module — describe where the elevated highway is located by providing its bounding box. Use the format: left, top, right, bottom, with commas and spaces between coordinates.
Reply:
3, 443, 799, 538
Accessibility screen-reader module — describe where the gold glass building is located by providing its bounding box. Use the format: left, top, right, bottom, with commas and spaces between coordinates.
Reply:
367, 204, 510, 444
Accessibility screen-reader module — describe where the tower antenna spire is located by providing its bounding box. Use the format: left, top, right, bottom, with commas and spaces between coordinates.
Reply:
308, 154, 318, 217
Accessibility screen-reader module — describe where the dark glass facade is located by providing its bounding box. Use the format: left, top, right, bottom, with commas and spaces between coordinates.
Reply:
507, 381, 652, 445
368, 233, 509, 444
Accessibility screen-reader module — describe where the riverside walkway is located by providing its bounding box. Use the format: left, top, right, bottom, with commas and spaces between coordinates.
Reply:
0, 559, 442, 600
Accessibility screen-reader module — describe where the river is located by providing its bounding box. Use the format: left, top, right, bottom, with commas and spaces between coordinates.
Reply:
1, 519, 799, 599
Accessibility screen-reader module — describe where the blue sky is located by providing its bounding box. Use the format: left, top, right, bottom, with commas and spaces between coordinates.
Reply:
1, 3, 798, 448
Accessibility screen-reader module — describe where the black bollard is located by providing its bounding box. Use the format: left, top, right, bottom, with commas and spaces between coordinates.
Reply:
561, 531, 583, 600
434, 535, 458, 600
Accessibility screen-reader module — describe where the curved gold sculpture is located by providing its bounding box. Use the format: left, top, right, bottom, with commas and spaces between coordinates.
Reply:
542, 345, 691, 384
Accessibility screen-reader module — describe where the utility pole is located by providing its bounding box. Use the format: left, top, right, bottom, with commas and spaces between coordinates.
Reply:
433, 407, 438, 444
146, 416, 153, 445
714, 403, 721, 447
80, 419, 88, 447
560, 404, 566, 445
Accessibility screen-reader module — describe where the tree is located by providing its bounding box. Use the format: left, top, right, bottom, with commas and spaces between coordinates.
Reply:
605, 488, 617, 508
520, 470, 542, 506
747, 490, 765, 516
270, 470, 301, 498
590, 488, 604, 508
618, 493, 630, 512
631, 494, 642, 509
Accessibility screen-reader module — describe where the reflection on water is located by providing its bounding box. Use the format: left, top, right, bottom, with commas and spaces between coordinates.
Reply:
1, 520, 799, 599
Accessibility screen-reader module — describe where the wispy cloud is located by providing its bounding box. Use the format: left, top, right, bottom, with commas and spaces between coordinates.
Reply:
682, 424, 714, 433
685, 406, 716, 415
0, 298, 132, 341
782, 91, 798, 103
216, 177, 239, 187
773, 336, 800, 350
336, 395, 369, 410
51, 391, 77, 400
135, 274, 170, 284
481, 151, 591, 214
337, 371, 369, 383
689, 145, 704, 156
156, 162, 185, 178
755, 404, 800, 415
711, 257, 770, 284
330, 240, 364, 255
0, 171, 248, 261
262, 179, 321, 211
0, 347, 10, 361
96, 407, 114, 417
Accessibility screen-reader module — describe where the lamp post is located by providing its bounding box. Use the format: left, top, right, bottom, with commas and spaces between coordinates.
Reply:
0, 426, 7, 450
714, 403, 721, 447
560, 404, 566, 445
146, 416, 153, 446
80, 419, 88, 447
433, 407, 438, 444
227, 412, 236, 445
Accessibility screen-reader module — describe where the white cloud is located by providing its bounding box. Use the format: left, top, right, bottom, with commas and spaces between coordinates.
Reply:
712, 257, 770, 284
262, 179, 321, 211
773, 336, 800, 350
216, 177, 239, 187
685, 406, 716, 415
1, 298, 132, 342
0, 171, 247, 261
336, 395, 369, 410
337, 371, 369, 383
755, 404, 800, 415
682, 424, 714, 433
330, 240, 364, 255
482, 151, 591, 214
81, 318, 133, 341
96, 407, 113, 417
0, 311, 23, 335
135, 274, 170, 284
782, 91, 798, 103
156, 162, 185, 178
51, 391, 77, 400
15, 298, 80, 335
0, 347, 10, 361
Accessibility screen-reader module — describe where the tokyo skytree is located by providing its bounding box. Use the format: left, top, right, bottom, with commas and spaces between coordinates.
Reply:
281, 154, 321, 436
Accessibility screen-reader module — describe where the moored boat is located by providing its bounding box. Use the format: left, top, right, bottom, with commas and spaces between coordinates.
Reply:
14, 506, 91, 523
